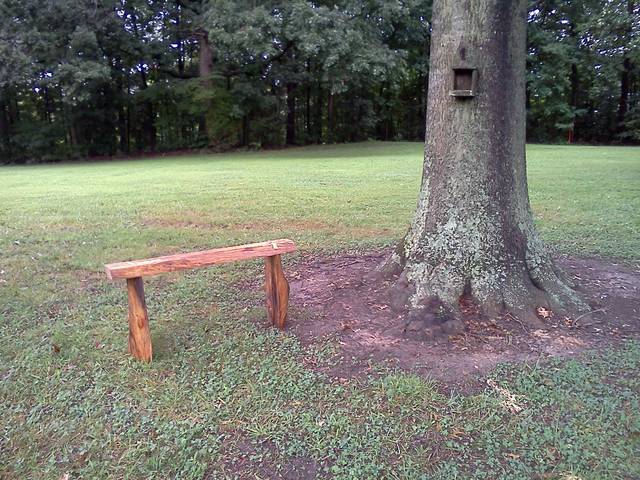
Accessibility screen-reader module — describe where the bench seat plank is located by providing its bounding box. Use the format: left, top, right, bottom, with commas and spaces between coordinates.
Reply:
106, 238, 296, 280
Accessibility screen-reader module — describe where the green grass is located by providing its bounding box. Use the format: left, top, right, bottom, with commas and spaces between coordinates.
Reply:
1, 142, 639, 479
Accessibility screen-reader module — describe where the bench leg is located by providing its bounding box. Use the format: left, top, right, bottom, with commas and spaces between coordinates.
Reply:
126, 277, 152, 362
264, 255, 290, 329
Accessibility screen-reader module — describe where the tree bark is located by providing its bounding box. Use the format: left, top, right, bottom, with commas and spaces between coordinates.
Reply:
384, 0, 587, 329
327, 91, 335, 143
138, 67, 157, 151
197, 30, 213, 145
0, 88, 10, 159
618, 57, 632, 128
305, 59, 312, 139
198, 31, 213, 85
286, 81, 296, 145
314, 83, 323, 144
569, 63, 579, 142
617, 1, 635, 132
118, 105, 129, 154
241, 114, 250, 147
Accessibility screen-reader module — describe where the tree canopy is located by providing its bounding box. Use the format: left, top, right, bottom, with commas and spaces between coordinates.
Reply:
0, 0, 638, 163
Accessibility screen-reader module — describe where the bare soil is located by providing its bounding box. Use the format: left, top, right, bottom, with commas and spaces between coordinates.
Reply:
280, 250, 640, 389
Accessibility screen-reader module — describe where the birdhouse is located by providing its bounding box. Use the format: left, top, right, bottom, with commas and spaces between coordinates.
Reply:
450, 66, 477, 98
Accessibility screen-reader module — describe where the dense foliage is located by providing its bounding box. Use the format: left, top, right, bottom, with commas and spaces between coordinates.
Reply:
0, 0, 638, 162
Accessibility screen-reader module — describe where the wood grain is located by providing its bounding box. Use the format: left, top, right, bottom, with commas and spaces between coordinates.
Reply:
106, 238, 296, 279
126, 277, 152, 362
264, 255, 290, 329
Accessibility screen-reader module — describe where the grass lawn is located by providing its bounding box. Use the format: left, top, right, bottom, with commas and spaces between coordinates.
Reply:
1, 141, 639, 479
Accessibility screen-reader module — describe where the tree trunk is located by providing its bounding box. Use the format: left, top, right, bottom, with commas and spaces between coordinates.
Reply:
315, 83, 323, 144
198, 31, 213, 85
618, 57, 632, 129
327, 91, 335, 143
118, 105, 129, 154
617, 1, 634, 133
0, 90, 10, 160
139, 68, 156, 151
384, 0, 587, 330
241, 114, 250, 147
569, 62, 579, 142
198, 31, 213, 145
286, 82, 296, 145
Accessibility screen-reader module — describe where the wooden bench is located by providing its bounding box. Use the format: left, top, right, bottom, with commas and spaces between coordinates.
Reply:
105, 239, 297, 362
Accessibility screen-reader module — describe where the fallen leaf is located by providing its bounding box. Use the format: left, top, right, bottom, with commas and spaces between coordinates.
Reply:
487, 378, 525, 413
536, 306, 553, 319
531, 329, 550, 339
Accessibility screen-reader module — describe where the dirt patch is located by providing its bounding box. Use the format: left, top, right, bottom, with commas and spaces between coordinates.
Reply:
212, 435, 323, 480
275, 250, 640, 388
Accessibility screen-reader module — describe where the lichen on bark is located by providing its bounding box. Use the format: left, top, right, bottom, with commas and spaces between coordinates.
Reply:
385, 0, 589, 329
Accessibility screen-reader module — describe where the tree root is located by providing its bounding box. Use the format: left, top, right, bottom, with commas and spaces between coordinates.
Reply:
382, 244, 589, 333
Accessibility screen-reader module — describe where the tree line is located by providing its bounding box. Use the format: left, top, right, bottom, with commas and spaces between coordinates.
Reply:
0, 0, 638, 163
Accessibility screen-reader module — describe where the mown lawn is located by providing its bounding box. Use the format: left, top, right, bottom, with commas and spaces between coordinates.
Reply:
1, 142, 639, 479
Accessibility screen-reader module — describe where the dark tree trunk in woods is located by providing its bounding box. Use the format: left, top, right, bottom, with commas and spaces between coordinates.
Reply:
618, 57, 632, 126
314, 84, 323, 143
115, 62, 129, 154
139, 69, 156, 151
617, 1, 635, 132
198, 31, 213, 145
0, 92, 10, 158
383, 0, 588, 330
569, 63, 579, 141
327, 92, 335, 143
198, 32, 213, 85
306, 87, 311, 137
241, 114, 249, 146
286, 82, 296, 145
305, 59, 311, 138
42, 87, 52, 123
118, 106, 129, 154
568, 19, 580, 142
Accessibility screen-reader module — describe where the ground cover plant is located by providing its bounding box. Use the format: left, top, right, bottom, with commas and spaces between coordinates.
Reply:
1, 142, 639, 478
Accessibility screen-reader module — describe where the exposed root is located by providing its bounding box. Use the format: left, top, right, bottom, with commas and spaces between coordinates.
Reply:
384, 248, 588, 335
378, 230, 408, 277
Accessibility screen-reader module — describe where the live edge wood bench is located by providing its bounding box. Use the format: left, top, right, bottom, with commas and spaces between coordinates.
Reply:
105, 239, 296, 362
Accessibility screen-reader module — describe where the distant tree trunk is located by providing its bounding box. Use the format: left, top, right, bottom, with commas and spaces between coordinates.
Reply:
306, 84, 311, 139
0, 89, 10, 159
617, 1, 634, 133
198, 32, 213, 85
42, 86, 52, 123
138, 67, 156, 151
567, 16, 581, 142
241, 114, 250, 146
618, 57, 632, 123
327, 91, 335, 143
69, 123, 79, 150
305, 63, 311, 139
118, 105, 129, 154
198, 31, 213, 145
115, 61, 129, 154
383, 0, 587, 331
315, 83, 323, 143
286, 82, 296, 145
175, 0, 185, 76
569, 63, 579, 141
